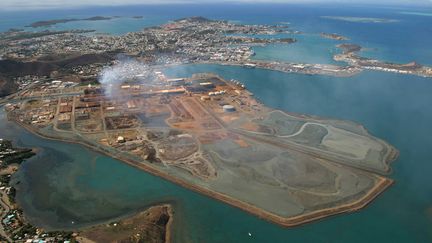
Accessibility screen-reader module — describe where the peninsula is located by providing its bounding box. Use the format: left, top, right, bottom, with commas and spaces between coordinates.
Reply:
77, 205, 173, 243
3, 64, 398, 227
334, 43, 432, 76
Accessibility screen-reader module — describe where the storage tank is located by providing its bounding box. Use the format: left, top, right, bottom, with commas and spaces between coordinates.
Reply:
223, 105, 236, 112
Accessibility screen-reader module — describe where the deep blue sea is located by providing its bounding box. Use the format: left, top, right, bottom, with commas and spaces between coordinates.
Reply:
1, 4, 432, 242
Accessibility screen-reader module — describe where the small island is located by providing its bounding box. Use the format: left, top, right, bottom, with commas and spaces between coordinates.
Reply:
26, 16, 114, 28
320, 32, 349, 41
337, 43, 362, 53
321, 16, 399, 23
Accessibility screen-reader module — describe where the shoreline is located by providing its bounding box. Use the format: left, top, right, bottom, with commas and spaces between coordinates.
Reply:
75, 204, 174, 243
0, 133, 175, 241
9, 113, 397, 228
165, 204, 174, 243
211, 60, 362, 78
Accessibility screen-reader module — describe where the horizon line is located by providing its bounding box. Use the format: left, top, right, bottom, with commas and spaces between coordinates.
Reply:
1, 1, 432, 12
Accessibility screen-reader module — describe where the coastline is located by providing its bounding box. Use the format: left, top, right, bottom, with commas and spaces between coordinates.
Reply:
165, 204, 174, 243
75, 204, 174, 243
8, 112, 397, 228
0, 139, 73, 241
0, 133, 175, 241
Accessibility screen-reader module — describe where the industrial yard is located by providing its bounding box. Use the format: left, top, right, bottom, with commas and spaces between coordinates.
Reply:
4, 66, 398, 227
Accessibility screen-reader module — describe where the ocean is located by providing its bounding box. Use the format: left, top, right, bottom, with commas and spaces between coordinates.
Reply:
1, 4, 431, 64
1, 4, 432, 242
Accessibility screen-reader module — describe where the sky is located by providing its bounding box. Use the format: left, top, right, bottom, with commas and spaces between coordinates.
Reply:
1, 0, 431, 11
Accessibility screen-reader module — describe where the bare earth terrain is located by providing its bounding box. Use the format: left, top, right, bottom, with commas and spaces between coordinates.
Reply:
77, 205, 173, 243
4, 70, 398, 227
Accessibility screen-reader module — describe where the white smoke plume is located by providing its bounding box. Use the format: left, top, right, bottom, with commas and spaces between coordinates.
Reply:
98, 57, 149, 99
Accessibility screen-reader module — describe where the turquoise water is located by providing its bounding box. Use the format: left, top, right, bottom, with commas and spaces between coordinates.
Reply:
1, 64, 432, 242
252, 33, 343, 64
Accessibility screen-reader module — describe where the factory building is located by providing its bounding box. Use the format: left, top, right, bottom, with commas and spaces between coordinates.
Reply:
167, 78, 186, 86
